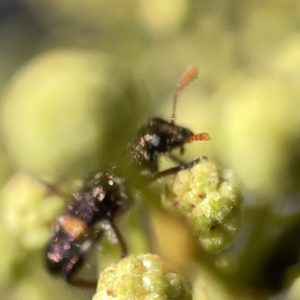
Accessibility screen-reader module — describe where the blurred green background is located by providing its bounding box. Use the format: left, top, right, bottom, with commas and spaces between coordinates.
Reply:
0, 0, 300, 299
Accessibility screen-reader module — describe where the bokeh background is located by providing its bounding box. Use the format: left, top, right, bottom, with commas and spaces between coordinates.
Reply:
0, 0, 300, 299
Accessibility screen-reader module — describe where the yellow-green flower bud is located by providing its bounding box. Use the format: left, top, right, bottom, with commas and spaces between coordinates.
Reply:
93, 254, 192, 300
162, 159, 243, 253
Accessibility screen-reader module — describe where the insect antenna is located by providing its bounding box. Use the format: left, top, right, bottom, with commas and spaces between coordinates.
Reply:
178, 132, 211, 142
170, 66, 211, 143
170, 66, 199, 124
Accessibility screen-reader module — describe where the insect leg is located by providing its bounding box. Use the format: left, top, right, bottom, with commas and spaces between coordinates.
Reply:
151, 156, 207, 181
109, 219, 128, 258
67, 278, 97, 289
62, 252, 98, 289
62, 238, 102, 289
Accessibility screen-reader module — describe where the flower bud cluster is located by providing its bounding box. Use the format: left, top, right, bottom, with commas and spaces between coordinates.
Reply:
162, 159, 243, 253
93, 254, 192, 300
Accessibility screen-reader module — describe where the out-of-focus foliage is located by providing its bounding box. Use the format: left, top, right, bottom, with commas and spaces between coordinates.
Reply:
215, 38, 300, 199
1, 49, 147, 178
0, 0, 300, 299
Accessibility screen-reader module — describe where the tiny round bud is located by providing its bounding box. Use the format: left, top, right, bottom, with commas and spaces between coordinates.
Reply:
93, 254, 192, 300
162, 159, 243, 253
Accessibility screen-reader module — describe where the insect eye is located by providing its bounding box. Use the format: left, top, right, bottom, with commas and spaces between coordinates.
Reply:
151, 135, 160, 147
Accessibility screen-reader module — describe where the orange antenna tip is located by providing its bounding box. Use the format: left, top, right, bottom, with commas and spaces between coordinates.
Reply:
177, 66, 198, 93
182, 132, 211, 142
171, 66, 199, 124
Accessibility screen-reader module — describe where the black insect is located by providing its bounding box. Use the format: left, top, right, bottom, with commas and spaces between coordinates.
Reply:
45, 172, 129, 288
127, 66, 210, 181
45, 66, 210, 288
